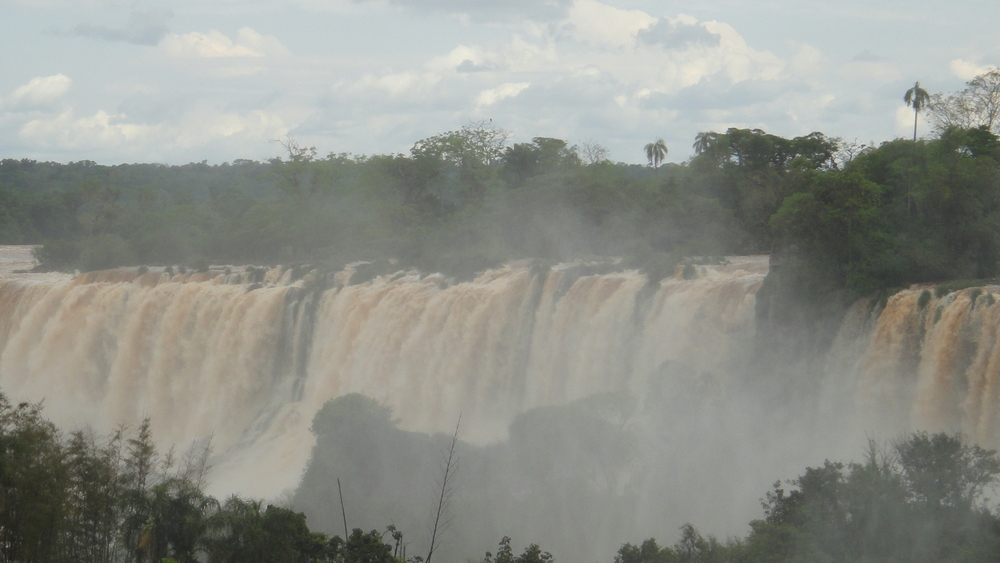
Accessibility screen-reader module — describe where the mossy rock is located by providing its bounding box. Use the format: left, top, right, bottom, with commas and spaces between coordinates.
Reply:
917, 289, 932, 309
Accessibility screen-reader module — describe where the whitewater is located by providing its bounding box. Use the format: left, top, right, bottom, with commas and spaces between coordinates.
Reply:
1, 245, 997, 549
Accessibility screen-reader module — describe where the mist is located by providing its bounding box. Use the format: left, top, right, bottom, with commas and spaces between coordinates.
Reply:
0, 247, 983, 560
3, 123, 1000, 561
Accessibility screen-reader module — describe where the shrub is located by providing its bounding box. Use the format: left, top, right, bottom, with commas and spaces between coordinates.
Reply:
33, 239, 81, 271
192, 257, 210, 273
79, 234, 137, 271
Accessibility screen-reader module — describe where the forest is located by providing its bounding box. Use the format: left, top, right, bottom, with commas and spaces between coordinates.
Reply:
5, 73, 1000, 562
1, 74, 999, 303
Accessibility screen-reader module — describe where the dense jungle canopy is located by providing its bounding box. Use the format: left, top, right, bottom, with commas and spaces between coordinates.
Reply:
4, 119, 1000, 301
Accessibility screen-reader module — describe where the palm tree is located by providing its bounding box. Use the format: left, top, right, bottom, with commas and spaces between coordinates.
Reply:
644, 138, 668, 168
904, 81, 930, 141
692, 131, 718, 155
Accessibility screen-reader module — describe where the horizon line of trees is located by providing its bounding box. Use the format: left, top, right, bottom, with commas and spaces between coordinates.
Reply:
0, 71, 997, 297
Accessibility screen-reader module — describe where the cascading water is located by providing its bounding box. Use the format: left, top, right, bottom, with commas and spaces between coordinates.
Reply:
855, 286, 1000, 444
6, 243, 999, 558
0, 249, 765, 500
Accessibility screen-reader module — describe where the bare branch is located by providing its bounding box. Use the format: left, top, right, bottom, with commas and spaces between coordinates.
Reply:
425, 415, 461, 563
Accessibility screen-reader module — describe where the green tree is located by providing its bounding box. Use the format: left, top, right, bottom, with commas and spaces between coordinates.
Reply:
645, 139, 668, 169
692, 132, 717, 156
62, 429, 125, 563
141, 479, 216, 563
0, 396, 69, 563
744, 432, 1000, 563
336, 528, 398, 563
269, 137, 318, 199
480, 537, 552, 563
896, 431, 1000, 510
905, 81, 931, 141
615, 538, 678, 563
502, 137, 580, 187
205, 497, 327, 563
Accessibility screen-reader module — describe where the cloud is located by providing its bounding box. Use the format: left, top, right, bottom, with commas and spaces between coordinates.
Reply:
457, 59, 498, 72
4, 0, 903, 165
161, 27, 289, 59
8, 0, 133, 8
852, 49, 880, 62
561, 0, 655, 48
329, 1, 792, 149
476, 82, 530, 107
702, 21, 784, 84
70, 8, 173, 46
636, 18, 721, 50
653, 76, 809, 112
20, 109, 153, 149
348, 0, 573, 22
427, 45, 501, 73
895, 104, 917, 138
16, 105, 290, 160
949, 59, 994, 81
3, 74, 72, 111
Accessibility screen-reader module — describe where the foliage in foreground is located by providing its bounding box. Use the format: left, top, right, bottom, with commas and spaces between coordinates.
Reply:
616, 433, 1000, 563
4, 387, 1000, 562
0, 391, 409, 563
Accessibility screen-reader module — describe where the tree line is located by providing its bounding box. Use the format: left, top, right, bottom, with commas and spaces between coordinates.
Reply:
0, 71, 995, 301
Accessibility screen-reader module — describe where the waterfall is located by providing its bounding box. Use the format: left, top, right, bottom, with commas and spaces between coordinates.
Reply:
8, 243, 1000, 554
855, 286, 1000, 444
0, 251, 764, 499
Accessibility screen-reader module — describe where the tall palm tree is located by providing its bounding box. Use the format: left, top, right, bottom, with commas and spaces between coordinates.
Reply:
645, 138, 668, 168
692, 131, 717, 155
904, 81, 930, 141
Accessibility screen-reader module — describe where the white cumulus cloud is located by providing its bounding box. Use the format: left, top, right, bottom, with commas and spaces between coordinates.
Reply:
161, 27, 288, 59
562, 0, 655, 48
20, 109, 153, 149
476, 82, 530, 107
4, 74, 72, 110
949, 59, 993, 81
15, 104, 291, 161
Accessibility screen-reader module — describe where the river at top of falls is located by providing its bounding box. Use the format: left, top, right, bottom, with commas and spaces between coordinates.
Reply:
0, 249, 766, 499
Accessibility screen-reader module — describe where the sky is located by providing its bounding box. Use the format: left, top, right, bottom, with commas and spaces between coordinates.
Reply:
1, 0, 998, 166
